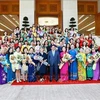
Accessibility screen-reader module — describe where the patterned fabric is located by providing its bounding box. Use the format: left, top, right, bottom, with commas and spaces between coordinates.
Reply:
60, 52, 69, 81
0, 64, 7, 84
78, 53, 86, 81
69, 49, 78, 80
86, 54, 93, 78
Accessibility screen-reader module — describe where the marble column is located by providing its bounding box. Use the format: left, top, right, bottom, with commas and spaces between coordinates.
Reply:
20, 0, 35, 29
98, 0, 100, 13
62, 0, 78, 30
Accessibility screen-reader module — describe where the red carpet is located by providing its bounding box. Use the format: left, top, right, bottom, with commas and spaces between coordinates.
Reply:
11, 76, 100, 85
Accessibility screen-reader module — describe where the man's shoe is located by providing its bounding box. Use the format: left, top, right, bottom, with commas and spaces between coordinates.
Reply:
50, 80, 52, 82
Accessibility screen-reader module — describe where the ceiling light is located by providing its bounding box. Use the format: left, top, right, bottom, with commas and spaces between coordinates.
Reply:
9, 15, 12, 17
87, 27, 95, 31
79, 15, 84, 20
13, 18, 15, 20
0, 29, 4, 32
0, 23, 13, 31
15, 21, 19, 25
2, 15, 17, 27
79, 21, 95, 31
78, 16, 89, 25
38, 17, 58, 26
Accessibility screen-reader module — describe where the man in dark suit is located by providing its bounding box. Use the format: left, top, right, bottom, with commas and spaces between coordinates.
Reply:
48, 45, 60, 82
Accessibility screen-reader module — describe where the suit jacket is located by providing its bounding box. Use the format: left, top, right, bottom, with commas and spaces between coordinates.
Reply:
48, 50, 60, 66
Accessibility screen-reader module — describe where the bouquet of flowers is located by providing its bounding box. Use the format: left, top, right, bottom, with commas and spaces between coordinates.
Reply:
43, 61, 48, 66
37, 56, 43, 61
17, 54, 23, 63
0, 56, 9, 66
87, 56, 94, 64
34, 55, 43, 61
0, 56, 5, 62
76, 53, 86, 68
92, 52, 100, 70
10, 55, 16, 60
59, 53, 71, 69
62, 53, 72, 63
92, 52, 100, 62
0, 56, 10, 73
34, 55, 48, 66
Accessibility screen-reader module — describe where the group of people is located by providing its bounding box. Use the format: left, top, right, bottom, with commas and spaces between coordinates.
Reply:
0, 24, 100, 84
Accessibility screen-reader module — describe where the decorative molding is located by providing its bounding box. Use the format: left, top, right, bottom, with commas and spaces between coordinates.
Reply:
49, 4, 57, 12
0, 1, 19, 14
78, 1, 97, 14
78, 4, 85, 12
1, 4, 8, 12
39, 4, 47, 12
12, 4, 19, 12
36, 0, 60, 14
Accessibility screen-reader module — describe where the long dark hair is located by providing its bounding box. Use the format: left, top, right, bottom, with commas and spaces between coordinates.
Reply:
7, 47, 13, 59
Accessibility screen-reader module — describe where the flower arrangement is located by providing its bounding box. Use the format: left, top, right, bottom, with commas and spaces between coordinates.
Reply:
62, 53, 72, 63
0, 56, 10, 73
11, 55, 16, 60
59, 53, 71, 69
34, 55, 43, 61
17, 54, 23, 63
87, 56, 94, 64
0, 56, 9, 66
92, 52, 100, 62
0, 56, 5, 61
92, 52, 100, 70
34, 55, 48, 66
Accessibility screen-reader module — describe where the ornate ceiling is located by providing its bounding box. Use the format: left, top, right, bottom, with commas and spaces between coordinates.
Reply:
78, 15, 95, 34
0, 15, 19, 35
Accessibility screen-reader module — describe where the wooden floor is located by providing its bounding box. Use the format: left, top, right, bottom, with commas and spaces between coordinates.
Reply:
0, 84, 100, 100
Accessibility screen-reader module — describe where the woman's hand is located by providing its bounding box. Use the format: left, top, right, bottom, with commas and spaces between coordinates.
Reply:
7, 66, 10, 68
70, 59, 75, 63
48, 64, 50, 66
13, 62, 16, 64
70, 60, 73, 63
31, 61, 36, 66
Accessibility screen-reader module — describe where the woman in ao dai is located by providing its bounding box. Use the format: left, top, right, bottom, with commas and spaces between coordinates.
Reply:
77, 48, 86, 81
59, 46, 69, 82
92, 48, 100, 80
0, 49, 7, 84
68, 44, 78, 80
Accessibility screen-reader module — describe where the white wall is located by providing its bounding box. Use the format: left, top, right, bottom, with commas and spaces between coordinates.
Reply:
98, 0, 100, 13
62, 0, 78, 30
20, 0, 35, 29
